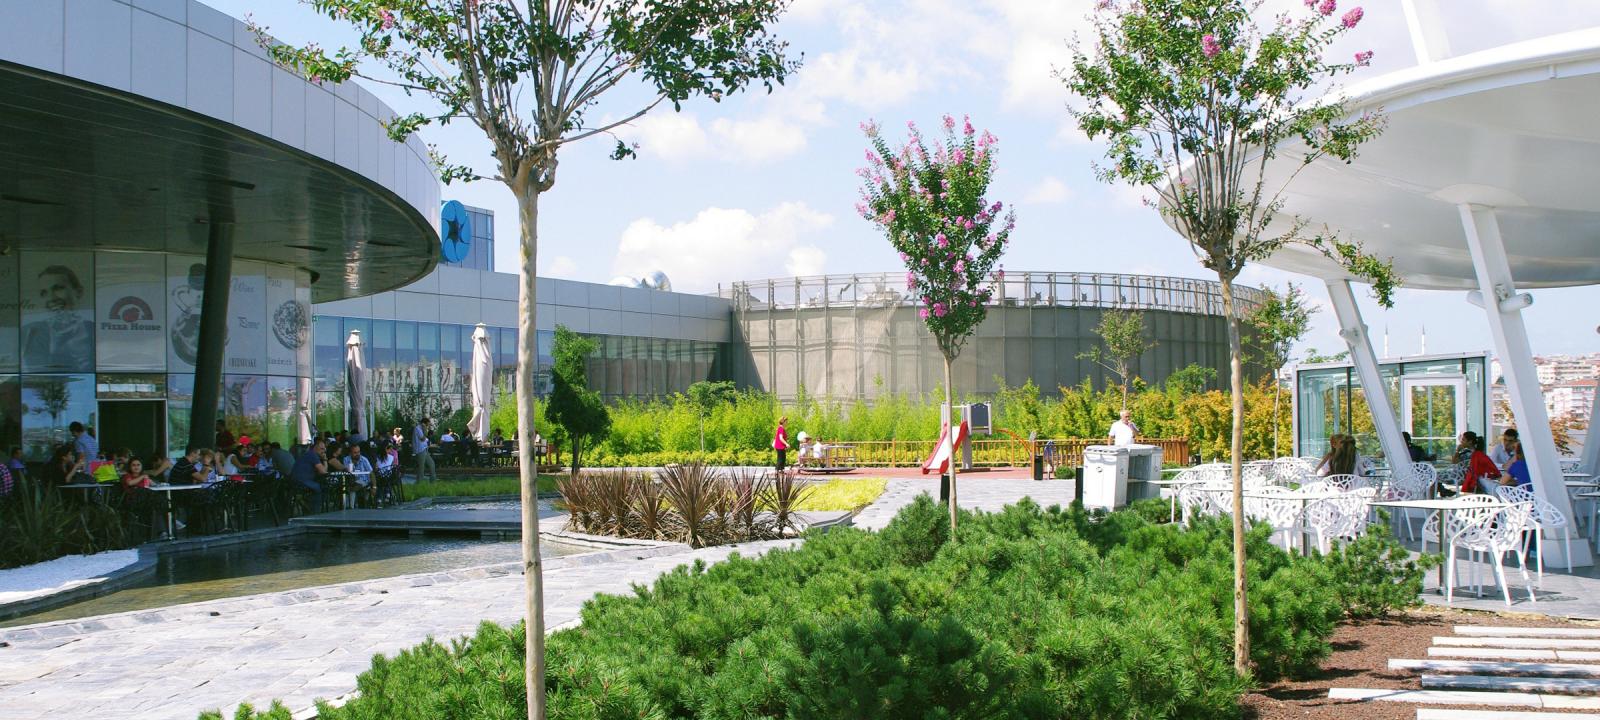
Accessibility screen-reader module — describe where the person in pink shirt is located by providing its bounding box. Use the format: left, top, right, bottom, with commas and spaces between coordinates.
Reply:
773, 417, 790, 473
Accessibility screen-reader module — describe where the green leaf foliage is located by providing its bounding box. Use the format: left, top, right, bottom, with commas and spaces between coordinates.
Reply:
209, 498, 1428, 719
547, 325, 611, 473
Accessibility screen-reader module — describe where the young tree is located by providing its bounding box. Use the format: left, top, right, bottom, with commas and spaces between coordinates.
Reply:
1078, 308, 1158, 411
1165, 363, 1218, 396
858, 115, 1014, 531
1303, 347, 1351, 364
1244, 282, 1316, 377
252, 4, 796, 716
1066, 0, 1398, 675
685, 380, 738, 452
547, 326, 610, 474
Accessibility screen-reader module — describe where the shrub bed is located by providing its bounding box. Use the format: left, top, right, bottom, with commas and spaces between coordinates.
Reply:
203, 496, 1426, 720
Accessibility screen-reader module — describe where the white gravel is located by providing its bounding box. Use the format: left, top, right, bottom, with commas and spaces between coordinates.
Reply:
0, 549, 141, 605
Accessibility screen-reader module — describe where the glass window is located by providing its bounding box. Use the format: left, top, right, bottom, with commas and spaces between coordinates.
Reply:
418, 322, 439, 392
266, 376, 298, 448
223, 375, 268, 442
167, 373, 195, 457
395, 321, 418, 393
1296, 366, 1350, 460
21, 374, 96, 460
371, 319, 395, 391
96, 374, 166, 399
312, 316, 343, 392
314, 390, 344, 435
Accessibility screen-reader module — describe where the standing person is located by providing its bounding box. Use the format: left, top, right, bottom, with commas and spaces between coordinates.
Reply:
214, 421, 235, 456
412, 417, 437, 482
1490, 428, 1519, 472
1106, 410, 1138, 447
69, 421, 99, 465
773, 416, 790, 473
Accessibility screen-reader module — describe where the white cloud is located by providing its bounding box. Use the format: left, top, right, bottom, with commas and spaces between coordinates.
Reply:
709, 116, 810, 162
613, 203, 834, 292
987, 0, 1099, 113
799, 49, 923, 108
544, 255, 578, 279
621, 112, 709, 162
1022, 176, 1074, 205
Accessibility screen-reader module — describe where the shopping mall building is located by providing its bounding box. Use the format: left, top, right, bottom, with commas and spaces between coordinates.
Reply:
0, 0, 1256, 461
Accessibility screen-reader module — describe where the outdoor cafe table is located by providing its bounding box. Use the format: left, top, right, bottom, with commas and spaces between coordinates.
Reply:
59, 482, 115, 504
324, 471, 372, 510
1371, 496, 1506, 595
146, 482, 211, 538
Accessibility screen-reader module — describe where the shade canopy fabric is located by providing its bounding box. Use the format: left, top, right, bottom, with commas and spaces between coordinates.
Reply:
468, 323, 493, 441
345, 330, 368, 438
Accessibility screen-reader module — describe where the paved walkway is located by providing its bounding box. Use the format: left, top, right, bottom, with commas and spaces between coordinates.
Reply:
0, 478, 1076, 719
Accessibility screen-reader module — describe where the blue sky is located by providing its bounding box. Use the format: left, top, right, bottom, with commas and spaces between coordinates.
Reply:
215, 0, 1600, 361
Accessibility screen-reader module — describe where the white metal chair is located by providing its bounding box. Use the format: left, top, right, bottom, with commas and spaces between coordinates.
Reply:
1384, 463, 1434, 540
1446, 501, 1538, 607
1420, 494, 1500, 555
1243, 486, 1303, 551
1497, 484, 1574, 580
1319, 473, 1362, 492
1301, 489, 1376, 554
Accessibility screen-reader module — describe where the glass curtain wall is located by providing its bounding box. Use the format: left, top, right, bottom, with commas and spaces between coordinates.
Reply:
1295, 354, 1489, 460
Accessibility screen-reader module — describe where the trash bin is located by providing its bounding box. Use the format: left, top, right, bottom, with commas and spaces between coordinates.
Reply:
1032, 452, 1044, 481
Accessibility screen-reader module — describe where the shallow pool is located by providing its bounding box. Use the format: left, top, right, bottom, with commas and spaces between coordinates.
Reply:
3, 532, 589, 627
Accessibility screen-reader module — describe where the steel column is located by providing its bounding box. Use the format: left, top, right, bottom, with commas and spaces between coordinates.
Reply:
1460, 203, 1592, 567
1324, 279, 1411, 471
188, 222, 234, 451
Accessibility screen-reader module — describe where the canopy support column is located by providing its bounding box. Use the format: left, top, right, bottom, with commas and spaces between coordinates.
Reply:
1325, 279, 1411, 474
188, 223, 234, 452
1580, 379, 1600, 476
1460, 203, 1593, 567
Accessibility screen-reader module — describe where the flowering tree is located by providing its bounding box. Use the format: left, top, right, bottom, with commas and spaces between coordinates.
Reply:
1066, 0, 1399, 675
249, 3, 796, 717
858, 116, 1014, 530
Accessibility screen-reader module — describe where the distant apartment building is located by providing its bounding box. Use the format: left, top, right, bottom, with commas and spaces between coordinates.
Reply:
1536, 355, 1600, 385
1548, 379, 1598, 419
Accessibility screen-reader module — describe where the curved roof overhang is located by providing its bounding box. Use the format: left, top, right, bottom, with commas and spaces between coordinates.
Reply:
1159, 27, 1600, 291
0, 2, 439, 303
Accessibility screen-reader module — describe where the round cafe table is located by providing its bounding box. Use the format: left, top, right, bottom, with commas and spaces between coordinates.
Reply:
146, 483, 211, 538
1371, 495, 1506, 596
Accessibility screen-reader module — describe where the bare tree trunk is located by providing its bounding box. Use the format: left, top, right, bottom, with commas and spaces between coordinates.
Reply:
944, 353, 958, 532
512, 181, 547, 720
1220, 277, 1249, 677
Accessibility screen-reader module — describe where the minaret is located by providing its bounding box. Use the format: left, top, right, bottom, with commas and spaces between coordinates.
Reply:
1383, 325, 1390, 358
1420, 324, 1427, 355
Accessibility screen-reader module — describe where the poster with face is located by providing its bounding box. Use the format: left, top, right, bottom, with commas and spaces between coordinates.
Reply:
0, 253, 19, 373
167, 255, 207, 371
265, 265, 307, 377
226, 262, 266, 373
21, 252, 94, 373
96, 253, 167, 372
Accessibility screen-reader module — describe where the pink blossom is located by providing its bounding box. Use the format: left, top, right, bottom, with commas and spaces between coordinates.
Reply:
963, 218, 976, 230
378, 8, 396, 29
942, 114, 956, 131
899, 251, 910, 262
954, 216, 965, 226
1201, 34, 1221, 58
882, 209, 896, 223
906, 271, 916, 285
1317, 0, 1336, 16
933, 302, 947, 317
936, 233, 949, 248
996, 267, 1005, 280
1354, 50, 1373, 66
919, 308, 930, 320
1341, 7, 1362, 28
1303, 0, 1315, 6
963, 116, 975, 135
989, 200, 1002, 214
954, 260, 966, 273
952, 148, 966, 164
1097, 0, 1114, 9
970, 299, 979, 307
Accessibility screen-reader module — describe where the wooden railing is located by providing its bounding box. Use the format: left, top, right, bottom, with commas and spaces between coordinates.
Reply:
829, 437, 1191, 469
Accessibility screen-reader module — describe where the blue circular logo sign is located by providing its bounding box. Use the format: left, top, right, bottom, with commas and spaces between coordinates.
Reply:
440, 200, 473, 263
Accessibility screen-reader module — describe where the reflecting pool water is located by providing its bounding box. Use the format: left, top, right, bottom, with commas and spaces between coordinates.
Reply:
3, 532, 589, 627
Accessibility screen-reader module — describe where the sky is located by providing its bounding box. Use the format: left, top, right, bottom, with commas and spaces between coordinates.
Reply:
213, 0, 1600, 362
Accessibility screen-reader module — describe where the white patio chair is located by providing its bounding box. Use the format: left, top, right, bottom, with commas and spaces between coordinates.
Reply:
1243, 486, 1302, 551
1320, 473, 1360, 492
1243, 461, 1276, 488
1496, 484, 1574, 580
1446, 501, 1537, 607
1420, 494, 1500, 555
1176, 482, 1216, 527
1386, 463, 1436, 540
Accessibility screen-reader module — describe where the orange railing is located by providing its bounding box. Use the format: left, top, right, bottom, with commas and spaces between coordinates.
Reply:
827, 437, 1190, 468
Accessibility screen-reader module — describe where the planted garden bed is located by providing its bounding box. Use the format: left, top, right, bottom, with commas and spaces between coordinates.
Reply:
203, 494, 1428, 719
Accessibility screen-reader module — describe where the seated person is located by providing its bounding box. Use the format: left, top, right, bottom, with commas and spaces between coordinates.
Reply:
342, 443, 374, 487
1461, 434, 1502, 494
121, 457, 152, 495
794, 432, 817, 467
1505, 440, 1532, 490
291, 439, 330, 510
170, 446, 212, 485
226, 437, 261, 478
1490, 428, 1519, 473
490, 429, 506, 448
375, 441, 399, 479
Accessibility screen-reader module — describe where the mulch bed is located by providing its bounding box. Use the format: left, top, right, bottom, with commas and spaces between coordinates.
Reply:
1242, 608, 1600, 719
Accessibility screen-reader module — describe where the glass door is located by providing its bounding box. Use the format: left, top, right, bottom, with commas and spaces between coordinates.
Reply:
1401, 376, 1466, 462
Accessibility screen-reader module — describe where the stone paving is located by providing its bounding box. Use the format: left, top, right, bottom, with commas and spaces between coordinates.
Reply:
0, 477, 1075, 719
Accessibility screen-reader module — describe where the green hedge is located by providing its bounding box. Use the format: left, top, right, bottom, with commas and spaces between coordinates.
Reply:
202, 498, 1426, 720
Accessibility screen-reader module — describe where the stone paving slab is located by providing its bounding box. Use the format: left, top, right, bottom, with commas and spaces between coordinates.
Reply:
0, 477, 1073, 719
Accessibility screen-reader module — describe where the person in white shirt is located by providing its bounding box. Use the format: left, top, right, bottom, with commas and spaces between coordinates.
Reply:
412, 418, 436, 482
1107, 410, 1137, 446
1489, 428, 1518, 472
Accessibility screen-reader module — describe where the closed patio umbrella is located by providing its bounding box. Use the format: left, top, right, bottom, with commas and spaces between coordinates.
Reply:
345, 330, 368, 437
468, 323, 492, 441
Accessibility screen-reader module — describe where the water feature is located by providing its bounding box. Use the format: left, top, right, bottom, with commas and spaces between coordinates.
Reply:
2, 532, 591, 627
